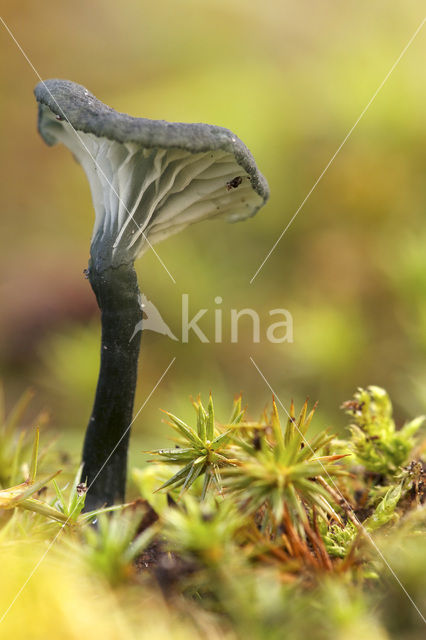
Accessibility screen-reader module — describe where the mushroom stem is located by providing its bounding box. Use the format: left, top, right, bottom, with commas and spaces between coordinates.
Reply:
81, 263, 142, 510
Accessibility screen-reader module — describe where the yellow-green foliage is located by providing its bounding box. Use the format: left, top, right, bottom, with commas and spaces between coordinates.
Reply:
0, 389, 48, 488
163, 495, 244, 565
0, 387, 424, 640
0, 544, 211, 640
343, 386, 424, 475
73, 511, 156, 586
149, 394, 243, 497
0, 428, 126, 529
222, 399, 347, 533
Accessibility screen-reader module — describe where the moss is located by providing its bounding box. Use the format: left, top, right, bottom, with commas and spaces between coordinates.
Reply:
0, 385, 425, 639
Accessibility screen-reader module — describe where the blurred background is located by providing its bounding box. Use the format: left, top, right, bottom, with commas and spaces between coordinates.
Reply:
0, 0, 425, 470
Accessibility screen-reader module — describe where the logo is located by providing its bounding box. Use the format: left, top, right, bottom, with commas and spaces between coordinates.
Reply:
131, 294, 293, 344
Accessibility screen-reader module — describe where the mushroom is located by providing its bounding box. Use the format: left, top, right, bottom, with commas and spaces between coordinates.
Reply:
34, 79, 269, 509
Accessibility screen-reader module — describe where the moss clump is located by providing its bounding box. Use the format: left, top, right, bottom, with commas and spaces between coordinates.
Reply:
0, 386, 424, 639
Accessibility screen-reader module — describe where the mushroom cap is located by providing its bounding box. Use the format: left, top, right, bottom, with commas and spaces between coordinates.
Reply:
35, 79, 269, 271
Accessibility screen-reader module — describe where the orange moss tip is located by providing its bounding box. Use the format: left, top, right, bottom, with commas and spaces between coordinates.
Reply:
325, 453, 351, 462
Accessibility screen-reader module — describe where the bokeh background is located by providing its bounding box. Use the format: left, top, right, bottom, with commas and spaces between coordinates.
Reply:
1, 0, 425, 470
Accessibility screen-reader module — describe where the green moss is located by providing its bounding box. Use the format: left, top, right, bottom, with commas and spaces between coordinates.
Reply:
343, 385, 424, 475
1, 385, 425, 639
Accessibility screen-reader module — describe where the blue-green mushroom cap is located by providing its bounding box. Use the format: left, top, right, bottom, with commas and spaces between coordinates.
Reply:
35, 79, 269, 272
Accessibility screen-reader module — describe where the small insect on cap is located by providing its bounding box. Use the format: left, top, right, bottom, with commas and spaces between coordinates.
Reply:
35, 79, 270, 272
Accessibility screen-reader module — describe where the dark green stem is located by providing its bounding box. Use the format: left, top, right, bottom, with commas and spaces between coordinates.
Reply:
81, 262, 142, 510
